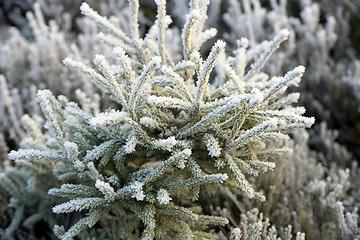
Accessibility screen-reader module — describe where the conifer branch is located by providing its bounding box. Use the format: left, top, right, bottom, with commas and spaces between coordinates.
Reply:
193, 40, 226, 109
80, 3, 131, 45
128, 56, 162, 119
243, 29, 289, 82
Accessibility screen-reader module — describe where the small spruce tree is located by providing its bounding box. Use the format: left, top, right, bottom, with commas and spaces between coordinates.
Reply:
1, 0, 314, 239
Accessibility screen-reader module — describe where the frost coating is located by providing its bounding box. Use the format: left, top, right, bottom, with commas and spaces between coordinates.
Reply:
204, 133, 222, 157
131, 181, 145, 201
156, 188, 172, 204
95, 180, 115, 201
89, 110, 129, 127
153, 136, 177, 150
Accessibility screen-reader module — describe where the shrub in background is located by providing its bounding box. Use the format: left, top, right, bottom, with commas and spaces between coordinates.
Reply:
223, 0, 360, 159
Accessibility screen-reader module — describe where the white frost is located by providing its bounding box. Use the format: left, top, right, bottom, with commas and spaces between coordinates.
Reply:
157, 188, 172, 204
